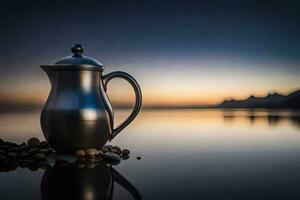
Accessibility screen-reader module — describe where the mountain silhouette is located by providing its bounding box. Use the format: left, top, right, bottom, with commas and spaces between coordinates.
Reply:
218, 89, 300, 108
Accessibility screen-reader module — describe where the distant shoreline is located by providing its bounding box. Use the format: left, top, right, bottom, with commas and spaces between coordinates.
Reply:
1, 107, 300, 113
1, 89, 299, 112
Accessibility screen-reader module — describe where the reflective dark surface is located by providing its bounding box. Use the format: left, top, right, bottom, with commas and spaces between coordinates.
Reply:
1, 109, 300, 199
41, 160, 141, 200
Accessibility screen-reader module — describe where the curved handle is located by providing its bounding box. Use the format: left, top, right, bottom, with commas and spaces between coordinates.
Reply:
102, 71, 142, 140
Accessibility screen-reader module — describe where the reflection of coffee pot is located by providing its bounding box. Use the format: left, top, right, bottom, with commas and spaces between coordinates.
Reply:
41, 161, 141, 200
40, 44, 142, 154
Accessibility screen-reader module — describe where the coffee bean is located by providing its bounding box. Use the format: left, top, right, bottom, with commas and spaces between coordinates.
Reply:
112, 146, 121, 153
101, 147, 109, 153
27, 138, 40, 148
121, 149, 130, 156
40, 141, 48, 148
0, 144, 11, 150
114, 146, 121, 151
8, 147, 19, 152
105, 145, 115, 152
4, 142, 18, 147
17, 143, 27, 151
76, 150, 85, 157
85, 148, 99, 157
111, 148, 121, 155
103, 152, 121, 162
7, 152, 19, 158
98, 150, 104, 156
0, 149, 6, 155
104, 145, 113, 149
19, 151, 29, 158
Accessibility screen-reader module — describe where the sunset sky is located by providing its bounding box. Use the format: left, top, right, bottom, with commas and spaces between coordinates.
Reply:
0, 0, 299, 108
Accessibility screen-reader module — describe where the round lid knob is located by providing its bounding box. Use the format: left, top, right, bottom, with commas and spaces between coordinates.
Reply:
54, 43, 104, 69
71, 44, 84, 56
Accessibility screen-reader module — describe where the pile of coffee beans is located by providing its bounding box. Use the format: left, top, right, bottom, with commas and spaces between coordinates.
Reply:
0, 138, 52, 172
0, 138, 137, 171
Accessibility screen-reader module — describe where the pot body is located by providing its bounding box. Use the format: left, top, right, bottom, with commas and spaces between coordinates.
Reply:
40, 68, 114, 154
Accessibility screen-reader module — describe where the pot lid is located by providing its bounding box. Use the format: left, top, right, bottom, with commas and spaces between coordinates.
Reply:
54, 44, 104, 70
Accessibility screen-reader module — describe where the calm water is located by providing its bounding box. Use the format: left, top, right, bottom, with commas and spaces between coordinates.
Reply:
1, 109, 300, 199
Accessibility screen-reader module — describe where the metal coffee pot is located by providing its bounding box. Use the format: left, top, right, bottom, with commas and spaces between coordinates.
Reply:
40, 44, 142, 154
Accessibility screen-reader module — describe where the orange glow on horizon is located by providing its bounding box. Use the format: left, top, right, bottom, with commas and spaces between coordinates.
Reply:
0, 59, 299, 108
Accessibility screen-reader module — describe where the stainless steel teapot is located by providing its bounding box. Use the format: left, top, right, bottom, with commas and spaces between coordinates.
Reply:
40, 44, 142, 154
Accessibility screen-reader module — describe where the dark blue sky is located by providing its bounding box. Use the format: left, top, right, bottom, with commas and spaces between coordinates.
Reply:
0, 0, 299, 106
